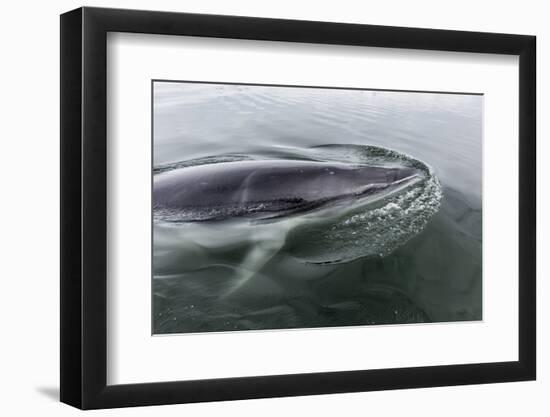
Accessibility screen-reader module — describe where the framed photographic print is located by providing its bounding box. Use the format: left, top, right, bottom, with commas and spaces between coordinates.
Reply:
60, 6, 536, 409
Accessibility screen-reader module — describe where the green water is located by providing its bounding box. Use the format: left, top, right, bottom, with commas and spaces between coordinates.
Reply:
152, 82, 482, 334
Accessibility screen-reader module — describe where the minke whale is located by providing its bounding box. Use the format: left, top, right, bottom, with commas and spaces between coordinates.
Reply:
153, 159, 421, 222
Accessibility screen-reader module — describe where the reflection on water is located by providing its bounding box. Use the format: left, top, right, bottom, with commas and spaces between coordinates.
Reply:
153, 82, 482, 334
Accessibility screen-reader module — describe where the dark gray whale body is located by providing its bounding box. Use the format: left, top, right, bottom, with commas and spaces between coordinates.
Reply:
153, 160, 420, 222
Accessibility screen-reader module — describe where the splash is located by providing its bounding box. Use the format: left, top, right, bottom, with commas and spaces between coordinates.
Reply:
284, 145, 443, 263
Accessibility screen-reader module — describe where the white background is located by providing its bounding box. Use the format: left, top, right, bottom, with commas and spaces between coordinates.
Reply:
108, 34, 518, 384
0, 0, 546, 415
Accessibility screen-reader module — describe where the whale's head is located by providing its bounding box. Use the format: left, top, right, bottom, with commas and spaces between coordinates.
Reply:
383, 167, 419, 182
346, 165, 420, 196
153, 160, 422, 223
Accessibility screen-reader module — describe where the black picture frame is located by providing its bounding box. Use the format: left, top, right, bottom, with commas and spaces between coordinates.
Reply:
60, 6, 536, 410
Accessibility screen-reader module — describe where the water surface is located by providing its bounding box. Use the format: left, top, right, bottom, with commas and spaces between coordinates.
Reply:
153, 82, 482, 334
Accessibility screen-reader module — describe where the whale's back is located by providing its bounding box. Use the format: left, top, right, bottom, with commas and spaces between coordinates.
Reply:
153, 160, 418, 222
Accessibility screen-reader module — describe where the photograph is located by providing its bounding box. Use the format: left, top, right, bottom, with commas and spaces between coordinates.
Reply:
152, 81, 483, 335
53, 3, 538, 412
